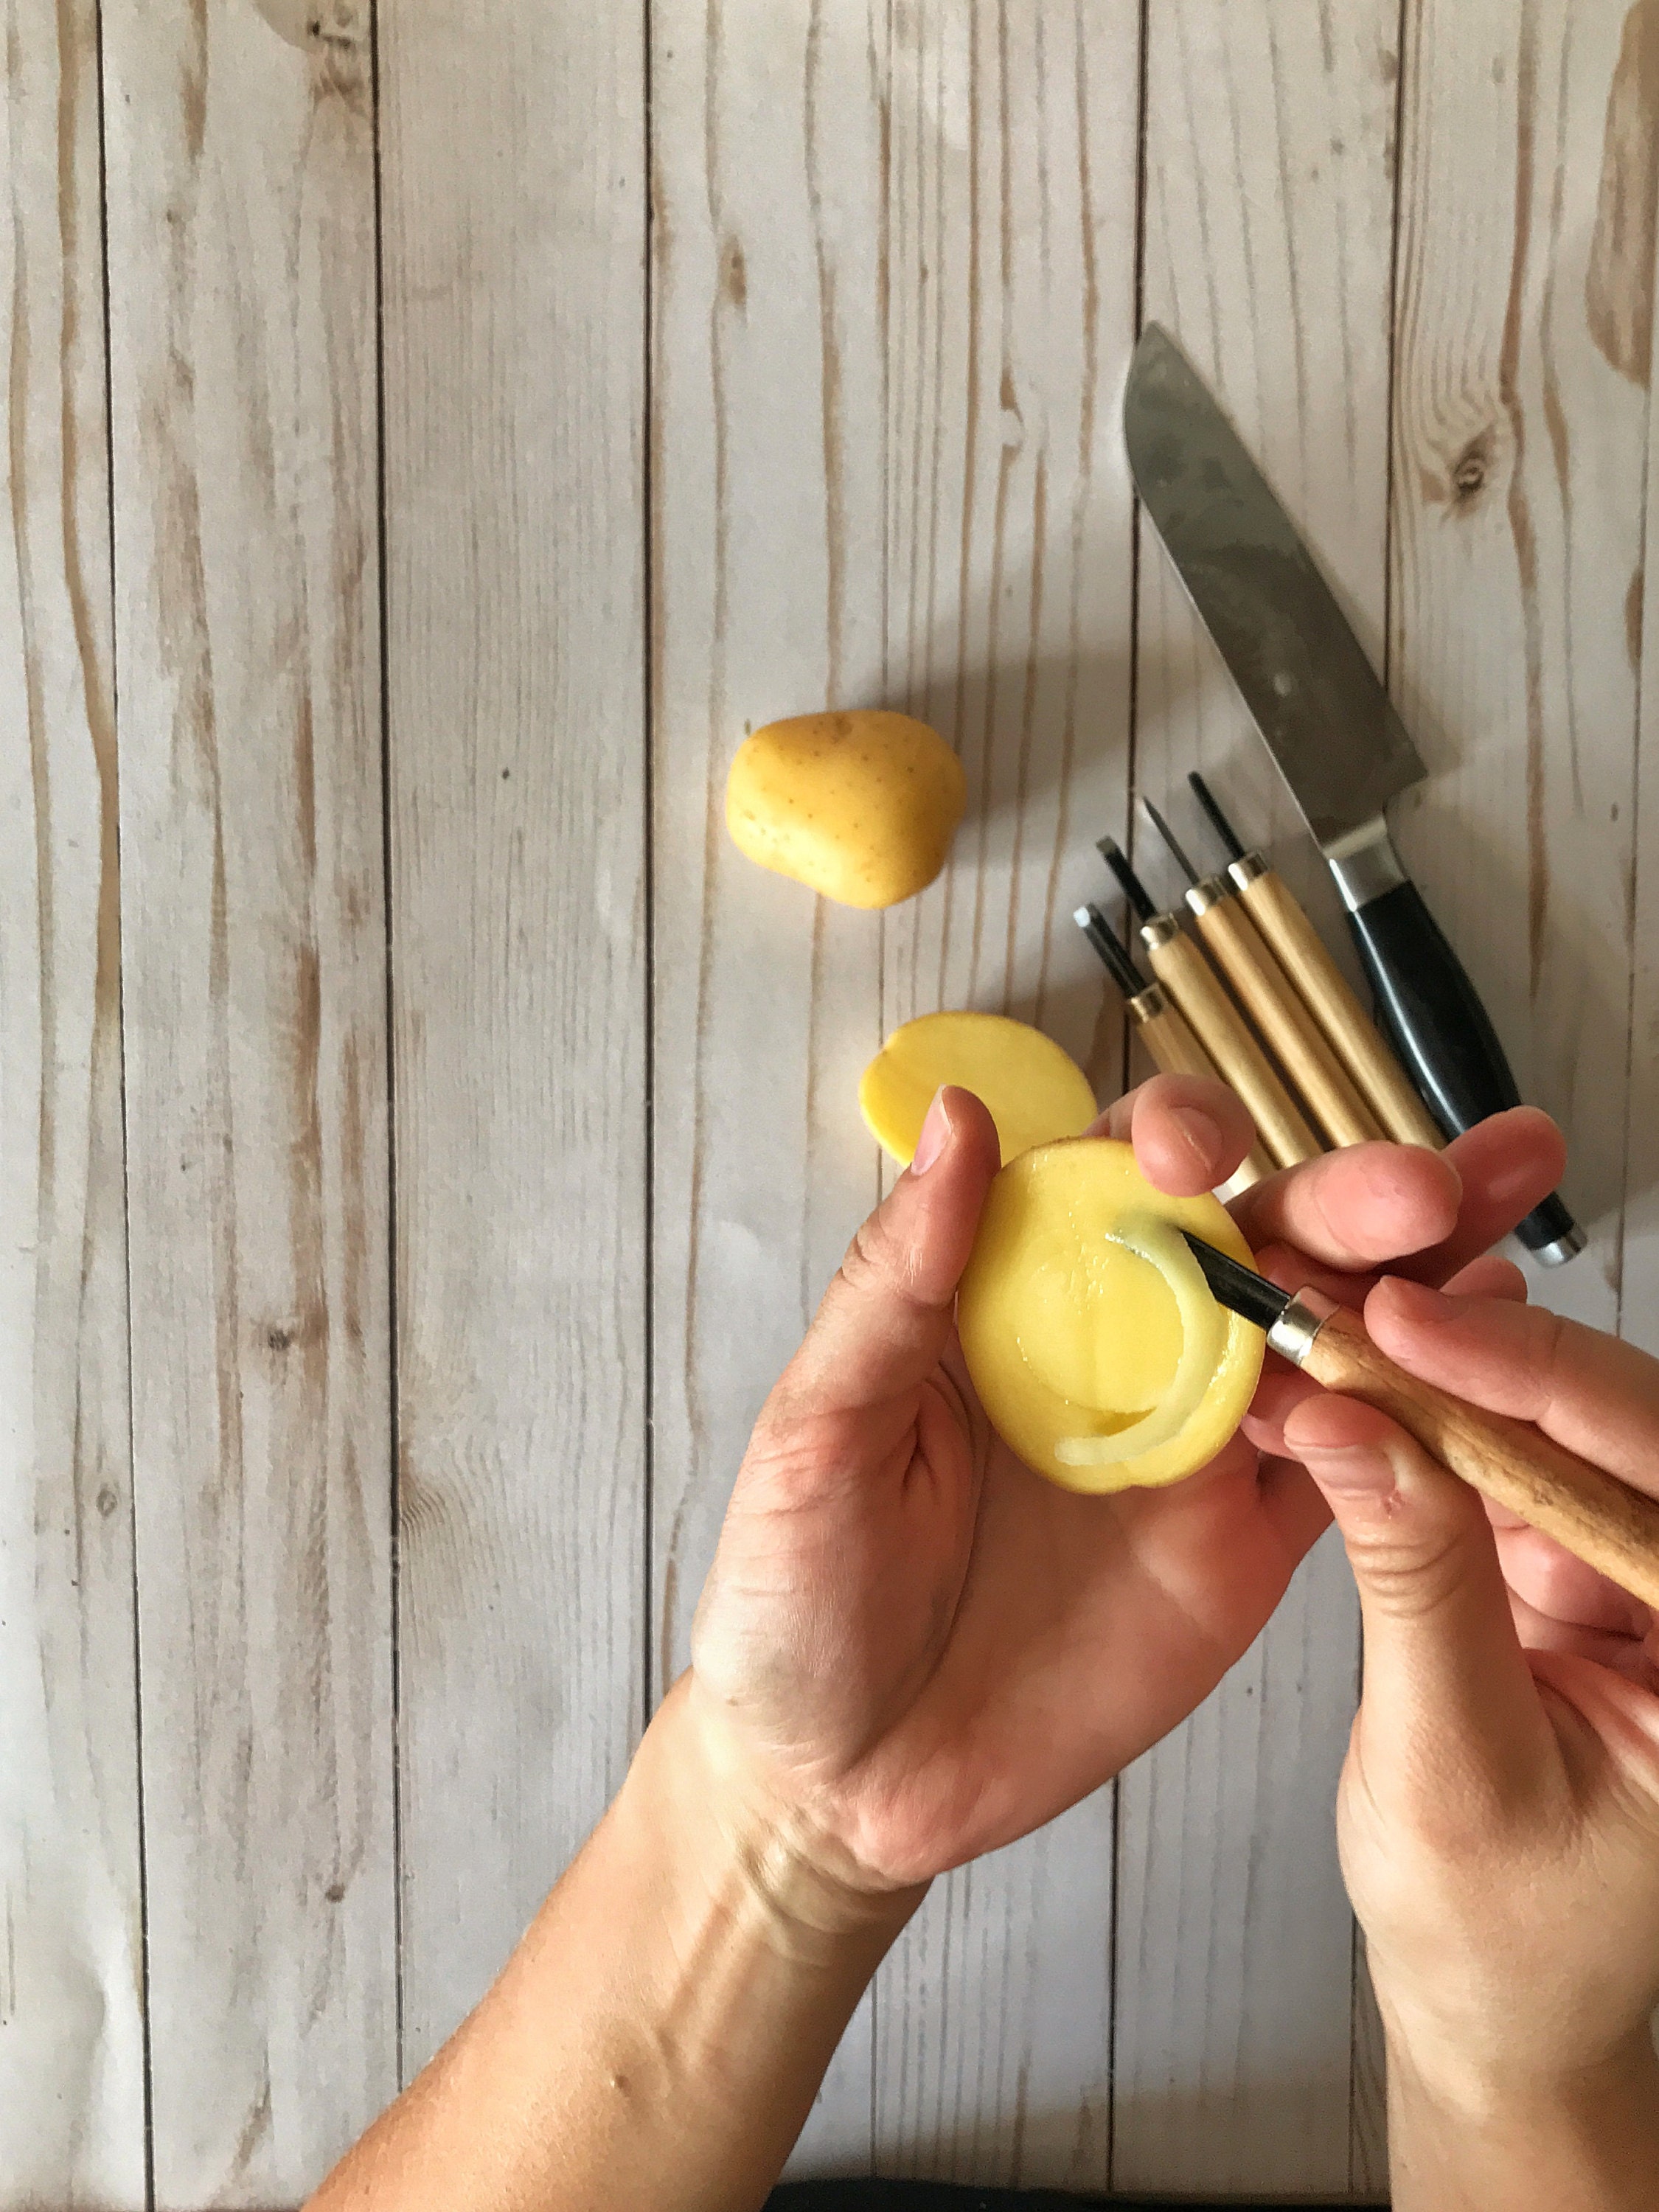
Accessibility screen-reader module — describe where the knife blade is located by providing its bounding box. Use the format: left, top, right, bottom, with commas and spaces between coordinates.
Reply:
1124, 324, 1582, 1265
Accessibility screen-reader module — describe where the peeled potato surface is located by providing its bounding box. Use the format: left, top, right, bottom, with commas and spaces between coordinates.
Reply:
726, 710, 967, 910
957, 1139, 1265, 1493
860, 1012, 1097, 1166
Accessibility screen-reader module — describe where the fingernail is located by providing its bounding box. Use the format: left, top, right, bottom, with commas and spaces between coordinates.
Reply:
1300, 1442, 1397, 1500
1385, 1277, 1455, 1324
911, 1088, 951, 1175
1169, 1104, 1225, 1166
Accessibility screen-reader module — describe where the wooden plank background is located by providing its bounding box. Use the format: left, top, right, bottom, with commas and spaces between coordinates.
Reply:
4, 0, 1657, 2201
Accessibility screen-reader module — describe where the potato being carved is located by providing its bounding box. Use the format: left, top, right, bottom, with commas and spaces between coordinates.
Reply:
957, 1140, 1265, 1493
860, 1012, 1097, 1166
726, 711, 966, 909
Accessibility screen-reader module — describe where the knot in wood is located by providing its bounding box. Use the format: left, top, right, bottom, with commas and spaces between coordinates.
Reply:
1450, 433, 1494, 504
722, 237, 748, 311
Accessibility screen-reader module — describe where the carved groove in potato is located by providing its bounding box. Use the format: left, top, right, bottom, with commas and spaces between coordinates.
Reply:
957, 1140, 1265, 1493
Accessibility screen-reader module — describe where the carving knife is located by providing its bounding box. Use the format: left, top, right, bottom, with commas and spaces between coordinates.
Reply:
1097, 837, 1319, 1169
1139, 793, 1383, 1150
1072, 901, 1275, 1186
1183, 1231, 1656, 1604
1124, 324, 1583, 1264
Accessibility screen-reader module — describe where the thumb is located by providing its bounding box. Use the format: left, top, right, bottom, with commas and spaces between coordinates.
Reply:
1283, 1391, 1552, 1788
768, 1085, 1001, 1422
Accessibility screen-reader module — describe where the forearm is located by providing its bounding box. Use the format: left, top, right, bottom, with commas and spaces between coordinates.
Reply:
1385, 2029, 1659, 2212
308, 1677, 919, 2212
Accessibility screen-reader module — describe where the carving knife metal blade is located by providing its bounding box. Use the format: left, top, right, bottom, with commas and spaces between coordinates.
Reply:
1124, 324, 1582, 1265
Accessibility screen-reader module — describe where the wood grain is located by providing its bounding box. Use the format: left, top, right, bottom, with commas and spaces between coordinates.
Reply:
379, 2, 649, 2078
872, 0, 1139, 2187
5, 0, 1655, 2194
1390, 0, 1651, 1338
0, 1, 145, 2199
650, 0, 888, 2168
1117, 0, 1402, 2194
104, 2, 394, 2196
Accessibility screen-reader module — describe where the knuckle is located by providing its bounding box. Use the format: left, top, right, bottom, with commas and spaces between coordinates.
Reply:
1347, 1507, 1478, 1623
842, 1209, 923, 1310
1528, 1303, 1571, 1420
1522, 1537, 1597, 1619
740, 1409, 865, 1514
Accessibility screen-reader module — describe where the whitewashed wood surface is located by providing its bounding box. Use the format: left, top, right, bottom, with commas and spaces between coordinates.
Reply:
4, 1, 1656, 2202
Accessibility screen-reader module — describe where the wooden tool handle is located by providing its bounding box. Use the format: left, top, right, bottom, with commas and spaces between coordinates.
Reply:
1304, 1307, 1659, 1611
1132, 999, 1276, 1186
1194, 897, 1382, 1148
1239, 869, 1443, 1150
1145, 931, 1320, 1169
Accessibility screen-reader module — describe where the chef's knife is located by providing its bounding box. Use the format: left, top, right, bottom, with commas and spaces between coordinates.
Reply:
1124, 324, 1583, 1265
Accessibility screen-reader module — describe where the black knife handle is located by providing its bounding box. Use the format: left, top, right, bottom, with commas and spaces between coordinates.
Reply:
1344, 881, 1582, 1262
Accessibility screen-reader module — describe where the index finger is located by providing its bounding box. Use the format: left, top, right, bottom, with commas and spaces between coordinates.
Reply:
1093, 1072, 1256, 1197
1365, 1276, 1659, 1498
1228, 1141, 1464, 1273
1385, 1108, 1568, 1284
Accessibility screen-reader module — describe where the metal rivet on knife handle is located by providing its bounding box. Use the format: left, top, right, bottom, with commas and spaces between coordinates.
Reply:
1186, 774, 1443, 1151
1144, 797, 1384, 1150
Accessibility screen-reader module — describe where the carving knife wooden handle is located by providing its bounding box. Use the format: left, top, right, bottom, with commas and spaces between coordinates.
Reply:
1189, 884, 1383, 1148
1140, 916, 1320, 1169
1127, 983, 1276, 1187
1231, 855, 1443, 1150
1301, 1306, 1659, 1611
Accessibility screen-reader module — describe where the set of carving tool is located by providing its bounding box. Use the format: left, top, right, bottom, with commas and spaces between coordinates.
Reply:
1077, 773, 1437, 1190
1076, 324, 1582, 1265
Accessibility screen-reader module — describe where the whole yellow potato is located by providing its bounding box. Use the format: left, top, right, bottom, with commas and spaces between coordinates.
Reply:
957, 1139, 1265, 1494
726, 710, 966, 909
859, 1011, 1096, 1166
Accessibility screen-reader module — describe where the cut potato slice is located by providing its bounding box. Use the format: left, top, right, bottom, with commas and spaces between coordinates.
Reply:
957, 1138, 1265, 1492
860, 1012, 1097, 1166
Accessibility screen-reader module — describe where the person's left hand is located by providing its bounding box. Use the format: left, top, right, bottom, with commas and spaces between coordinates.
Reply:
689, 1077, 1566, 1900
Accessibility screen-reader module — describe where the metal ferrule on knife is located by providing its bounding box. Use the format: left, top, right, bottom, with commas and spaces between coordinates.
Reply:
1323, 816, 1409, 913
1181, 874, 1232, 919
1126, 978, 1172, 1026
1225, 849, 1268, 893
1138, 909, 1182, 953
1265, 1284, 1340, 1367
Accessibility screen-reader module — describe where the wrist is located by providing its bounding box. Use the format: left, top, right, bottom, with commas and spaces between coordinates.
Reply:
1383, 2023, 1659, 2210
1385, 2020, 1659, 2127
636, 1675, 926, 1961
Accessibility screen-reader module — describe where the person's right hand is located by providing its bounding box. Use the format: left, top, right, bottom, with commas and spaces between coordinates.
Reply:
1251, 1279, 1659, 2205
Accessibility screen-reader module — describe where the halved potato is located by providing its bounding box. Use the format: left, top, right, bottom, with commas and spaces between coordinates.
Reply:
860, 1011, 1097, 1166
957, 1138, 1264, 1492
